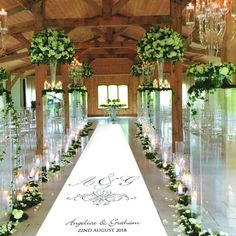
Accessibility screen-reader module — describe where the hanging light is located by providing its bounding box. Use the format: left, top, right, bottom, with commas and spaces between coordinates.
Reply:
194, 0, 229, 59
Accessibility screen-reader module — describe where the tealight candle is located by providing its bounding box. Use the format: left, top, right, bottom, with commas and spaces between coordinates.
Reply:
29, 168, 35, 178
17, 193, 23, 202
46, 161, 50, 171
178, 183, 184, 195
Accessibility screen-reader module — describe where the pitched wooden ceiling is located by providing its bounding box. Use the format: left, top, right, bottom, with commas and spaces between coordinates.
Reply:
0, 0, 207, 77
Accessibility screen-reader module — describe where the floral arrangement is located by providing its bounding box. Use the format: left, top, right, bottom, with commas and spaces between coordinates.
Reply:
137, 26, 184, 63
0, 67, 10, 81
69, 65, 82, 80
187, 62, 236, 86
130, 60, 153, 77
187, 62, 236, 116
29, 29, 75, 64
81, 63, 94, 78
100, 99, 126, 108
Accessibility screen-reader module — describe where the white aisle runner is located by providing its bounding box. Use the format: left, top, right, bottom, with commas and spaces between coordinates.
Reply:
37, 124, 167, 236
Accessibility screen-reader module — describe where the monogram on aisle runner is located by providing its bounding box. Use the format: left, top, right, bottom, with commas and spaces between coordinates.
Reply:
36, 124, 167, 236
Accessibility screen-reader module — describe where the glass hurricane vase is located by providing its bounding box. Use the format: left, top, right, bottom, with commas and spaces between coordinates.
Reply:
50, 62, 57, 89
156, 60, 164, 87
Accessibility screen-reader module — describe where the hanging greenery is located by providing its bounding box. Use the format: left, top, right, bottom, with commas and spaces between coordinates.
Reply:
130, 60, 153, 77
69, 62, 94, 80
0, 69, 21, 175
137, 25, 184, 63
29, 29, 75, 64
0, 67, 10, 81
186, 62, 236, 116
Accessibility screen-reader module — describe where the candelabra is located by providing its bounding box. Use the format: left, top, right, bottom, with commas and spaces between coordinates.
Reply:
185, 1, 231, 60
0, 8, 7, 53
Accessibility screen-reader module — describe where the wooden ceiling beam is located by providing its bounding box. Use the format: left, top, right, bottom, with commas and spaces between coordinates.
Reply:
91, 27, 106, 39
79, 53, 136, 60
81, 0, 102, 15
112, 0, 130, 15
10, 64, 34, 73
45, 15, 170, 28
0, 51, 28, 63
5, 43, 27, 54
76, 41, 136, 49
113, 27, 127, 40
15, 0, 34, 11
8, 20, 34, 34
102, 0, 112, 16
10, 33, 31, 48
7, 5, 25, 16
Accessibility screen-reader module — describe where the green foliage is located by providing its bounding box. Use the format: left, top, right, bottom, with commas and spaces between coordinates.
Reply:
130, 60, 153, 77
0, 67, 10, 81
29, 29, 75, 64
137, 25, 184, 63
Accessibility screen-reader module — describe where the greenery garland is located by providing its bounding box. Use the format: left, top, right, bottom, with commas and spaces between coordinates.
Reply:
68, 84, 87, 93
41, 89, 65, 96
137, 25, 184, 63
29, 29, 75, 65
69, 62, 94, 80
135, 122, 228, 236
0, 122, 94, 235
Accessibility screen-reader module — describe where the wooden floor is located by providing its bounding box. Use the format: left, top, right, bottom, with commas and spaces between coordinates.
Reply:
13, 117, 177, 236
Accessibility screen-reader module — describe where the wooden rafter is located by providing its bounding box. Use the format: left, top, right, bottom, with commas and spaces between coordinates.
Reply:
15, 0, 34, 10
81, 0, 102, 15
112, 0, 130, 15
0, 52, 28, 63
76, 41, 136, 49
79, 53, 136, 60
7, 5, 25, 16
10, 33, 30, 48
45, 15, 170, 28
5, 43, 27, 54
8, 20, 34, 34
10, 64, 34, 73
113, 27, 127, 40
91, 27, 106, 39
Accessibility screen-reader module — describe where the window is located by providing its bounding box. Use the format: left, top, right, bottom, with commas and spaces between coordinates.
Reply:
98, 85, 128, 108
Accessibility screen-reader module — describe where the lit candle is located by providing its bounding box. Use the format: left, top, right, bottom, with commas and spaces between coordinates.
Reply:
0, 8, 7, 16
163, 79, 169, 88
36, 157, 40, 168
153, 79, 158, 88
34, 172, 40, 182
186, 2, 194, 10
175, 163, 180, 177
21, 184, 28, 193
29, 168, 35, 178
17, 193, 23, 202
55, 155, 59, 165
163, 161, 167, 168
17, 173, 24, 187
46, 161, 50, 171
178, 183, 184, 195
50, 153, 55, 162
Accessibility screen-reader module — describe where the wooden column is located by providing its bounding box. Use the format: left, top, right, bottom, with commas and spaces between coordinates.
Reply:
32, 0, 46, 155
170, 0, 183, 152
35, 65, 47, 155
61, 64, 70, 132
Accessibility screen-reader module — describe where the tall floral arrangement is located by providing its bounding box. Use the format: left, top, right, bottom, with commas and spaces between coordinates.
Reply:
137, 26, 185, 63
186, 62, 236, 116
29, 29, 75, 65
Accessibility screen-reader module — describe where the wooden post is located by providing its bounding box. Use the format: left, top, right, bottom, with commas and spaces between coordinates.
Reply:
170, 0, 183, 152
61, 64, 70, 132
35, 65, 47, 155
32, 0, 46, 155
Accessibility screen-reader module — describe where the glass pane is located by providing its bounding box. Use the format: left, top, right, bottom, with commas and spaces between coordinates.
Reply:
118, 85, 128, 108
98, 85, 108, 108
108, 85, 118, 100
